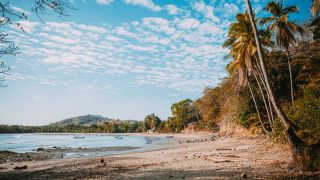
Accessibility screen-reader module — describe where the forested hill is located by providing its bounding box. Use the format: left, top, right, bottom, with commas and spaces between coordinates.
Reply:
0, 115, 143, 133
50, 115, 110, 127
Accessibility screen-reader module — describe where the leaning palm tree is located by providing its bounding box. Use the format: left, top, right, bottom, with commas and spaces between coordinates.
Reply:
224, 12, 273, 133
260, 1, 304, 104
245, 0, 320, 171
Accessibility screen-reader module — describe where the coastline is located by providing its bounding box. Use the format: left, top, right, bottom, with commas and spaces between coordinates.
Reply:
1, 133, 318, 179
0, 133, 214, 164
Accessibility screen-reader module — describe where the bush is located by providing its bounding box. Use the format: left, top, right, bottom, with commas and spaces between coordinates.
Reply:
273, 85, 320, 144
285, 85, 320, 144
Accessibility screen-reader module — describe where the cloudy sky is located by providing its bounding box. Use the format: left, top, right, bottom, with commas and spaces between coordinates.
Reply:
0, 0, 311, 125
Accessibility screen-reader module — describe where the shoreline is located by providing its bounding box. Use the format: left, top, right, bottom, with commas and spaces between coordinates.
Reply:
0, 133, 215, 164
1, 133, 319, 179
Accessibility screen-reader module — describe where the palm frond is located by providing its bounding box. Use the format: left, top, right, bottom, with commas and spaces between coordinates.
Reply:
282, 5, 299, 15
266, 1, 281, 16
287, 22, 304, 35
311, 0, 320, 16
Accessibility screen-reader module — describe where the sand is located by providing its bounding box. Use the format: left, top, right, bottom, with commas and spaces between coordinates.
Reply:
0, 133, 319, 179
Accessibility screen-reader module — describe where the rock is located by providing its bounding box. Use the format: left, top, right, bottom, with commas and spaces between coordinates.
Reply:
241, 173, 247, 178
100, 158, 104, 163
36, 148, 45, 152
14, 165, 27, 170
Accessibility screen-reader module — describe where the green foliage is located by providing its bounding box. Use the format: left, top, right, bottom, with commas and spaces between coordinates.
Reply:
272, 118, 286, 143
272, 85, 320, 144
0, 119, 144, 134
143, 113, 161, 131
285, 85, 320, 144
157, 119, 176, 133
50, 115, 108, 126
171, 99, 198, 132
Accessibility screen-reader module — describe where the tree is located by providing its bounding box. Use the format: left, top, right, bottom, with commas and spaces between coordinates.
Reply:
171, 99, 198, 132
0, 0, 73, 87
312, 0, 320, 16
310, 0, 320, 40
143, 113, 161, 131
260, 1, 304, 104
245, 0, 320, 171
224, 12, 274, 133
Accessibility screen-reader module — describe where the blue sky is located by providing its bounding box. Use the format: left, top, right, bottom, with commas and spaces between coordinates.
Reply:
0, 0, 312, 125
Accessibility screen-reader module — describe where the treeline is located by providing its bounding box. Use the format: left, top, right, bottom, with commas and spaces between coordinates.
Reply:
0, 120, 144, 133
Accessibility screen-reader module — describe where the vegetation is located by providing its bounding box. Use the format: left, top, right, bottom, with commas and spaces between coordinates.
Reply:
0, 115, 144, 133
260, 1, 303, 104
170, 99, 198, 132
1, 0, 320, 172
143, 113, 161, 131
50, 115, 109, 126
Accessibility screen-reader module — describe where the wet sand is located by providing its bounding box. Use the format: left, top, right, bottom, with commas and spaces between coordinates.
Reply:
0, 133, 319, 179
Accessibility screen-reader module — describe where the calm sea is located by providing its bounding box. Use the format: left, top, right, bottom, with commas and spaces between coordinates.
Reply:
0, 133, 167, 157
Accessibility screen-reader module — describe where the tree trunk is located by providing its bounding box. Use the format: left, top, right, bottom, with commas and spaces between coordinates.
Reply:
253, 69, 273, 132
244, 0, 320, 171
244, 0, 296, 130
253, 56, 275, 126
286, 47, 294, 104
248, 80, 270, 134
255, 62, 275, 126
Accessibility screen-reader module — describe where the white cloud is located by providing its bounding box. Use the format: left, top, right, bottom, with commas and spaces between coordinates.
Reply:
39, 33, 79, 44
9, 1, 232, 92
142, 17, 175, 34
96, 0, 114, 5
165, 4, 180, 15
177, 18, 200, 29
10, 6, 31, 15
13, 21, 39, 33
123, 0, 161, 11
192, 1, 220, 22
78, 24, 107, 33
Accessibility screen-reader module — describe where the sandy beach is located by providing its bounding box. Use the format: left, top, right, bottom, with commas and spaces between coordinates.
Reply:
0, 133, 319, 179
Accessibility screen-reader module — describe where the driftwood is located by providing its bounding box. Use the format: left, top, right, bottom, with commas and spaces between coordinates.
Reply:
13, 165, 27, 170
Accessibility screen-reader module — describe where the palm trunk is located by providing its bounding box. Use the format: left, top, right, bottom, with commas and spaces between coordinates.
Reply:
253, 69, 273, 132
245, 0, 320, 171
286, 47, 294, 104
248, 80, 270, 134
254, 62, 275, 126
244, 0, 296, 130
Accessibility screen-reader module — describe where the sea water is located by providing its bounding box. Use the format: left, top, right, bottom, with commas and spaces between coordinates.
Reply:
0, 133, 167, 157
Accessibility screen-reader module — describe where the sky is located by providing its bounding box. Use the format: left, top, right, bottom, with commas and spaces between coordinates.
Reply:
0, 0, 312, 125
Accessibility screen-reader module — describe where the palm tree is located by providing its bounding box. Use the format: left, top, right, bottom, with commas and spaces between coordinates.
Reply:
224, 12, 273, 133
260, 1, 304, 104
245, 0, 320, 171
312, 0, 320, 16
310, 0, 320, 40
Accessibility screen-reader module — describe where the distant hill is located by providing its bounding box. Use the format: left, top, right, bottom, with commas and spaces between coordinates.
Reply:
50, 115, 111, 126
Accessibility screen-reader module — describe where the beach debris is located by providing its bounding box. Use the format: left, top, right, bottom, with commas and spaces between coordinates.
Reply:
73, 136, 85, 139
213, 160, 233, 163
36, 148, 45, 152
241, 173, 247, 178
216, 148, 232, 151
114, 136, 123, 139
14, 165, 27, 170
